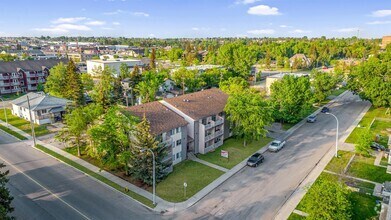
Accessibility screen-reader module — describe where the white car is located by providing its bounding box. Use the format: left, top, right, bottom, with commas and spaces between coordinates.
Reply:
268, 140, 286, 152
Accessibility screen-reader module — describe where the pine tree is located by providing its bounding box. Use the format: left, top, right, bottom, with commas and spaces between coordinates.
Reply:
65, 60, 84, 106
0, 163, 14, 220
129, 116, 169, 185
150, 48, 156, 70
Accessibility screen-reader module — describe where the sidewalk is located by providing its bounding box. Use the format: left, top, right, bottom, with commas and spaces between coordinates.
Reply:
274, 92, 372, 220
188, 154, 229, 172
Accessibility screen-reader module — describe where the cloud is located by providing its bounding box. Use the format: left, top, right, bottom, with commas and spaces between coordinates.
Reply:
290, 29, 311, 34
247, 29, 275, 35
103, 9, 125, 15
85, 20, 106, 26
366, 20, 391, 25
131, 12, 149, 17
33, 24, 91, 34
149, 34, 155, 37
52, 17, 87, 24
371, 9, 391, 17
235, 0, 261, 5
279, 25, 292, 28
191, 27, 209, 31
334, 27, 358, 33
112, 22, 121, 25
101, 27, 114, 30
248, 5, 280, 15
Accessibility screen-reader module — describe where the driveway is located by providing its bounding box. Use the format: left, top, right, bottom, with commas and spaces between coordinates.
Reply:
169, 92, 370, 220
0, 130, 159, 220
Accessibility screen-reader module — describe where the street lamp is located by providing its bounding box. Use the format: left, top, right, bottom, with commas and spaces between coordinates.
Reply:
0, 97, 8, 127
325, 112, 339, 157
139, 148, 156, 206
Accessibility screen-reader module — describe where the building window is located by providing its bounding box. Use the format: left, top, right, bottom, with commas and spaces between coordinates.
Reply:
176, 139, 181, 146
176, 127, 181, 133
211, 115, 216, 121
176, 153, 180, 159
41, 109, 47, 114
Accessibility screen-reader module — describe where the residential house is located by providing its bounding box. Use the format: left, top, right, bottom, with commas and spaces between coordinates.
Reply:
11, 92, 71, 125
265, 72, 309, 95
0, 59, 67, 95
161, 88, 230, 154
289, 54, 311, 69
126, 101, 189, 172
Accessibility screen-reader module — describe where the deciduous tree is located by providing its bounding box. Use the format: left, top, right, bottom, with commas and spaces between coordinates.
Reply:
0, 163, 13, 220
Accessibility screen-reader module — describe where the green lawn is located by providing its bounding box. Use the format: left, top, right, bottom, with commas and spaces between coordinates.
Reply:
0, 93, 25, 100
381, 156, 389, 167
325, 150, 354, 174
348, 155, 391, 183
197, 137, 272, 169
0, 124, 28, 140
295, 172, 378, 219
288, 213, 306, 220
156, 160, 224, 202
350, 192, 379, 220
329, 88, 347, 97
346, 107, 391, 145
36, 144, 154, 208
0, 109, 50, 137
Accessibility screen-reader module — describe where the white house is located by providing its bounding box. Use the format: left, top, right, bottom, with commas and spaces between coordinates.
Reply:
10, 92, 71, 125
86, 59, 144, 77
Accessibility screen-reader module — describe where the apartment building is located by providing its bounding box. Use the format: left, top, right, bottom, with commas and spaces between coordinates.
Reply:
126, 101, 188, 172
0, 59, 67, 95
161, 88, 230, 154
86, 59, 144, 77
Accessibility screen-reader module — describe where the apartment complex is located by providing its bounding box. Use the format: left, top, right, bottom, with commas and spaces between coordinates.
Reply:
126, 101, 189, 172
161, 88, 230, 154
0, 59, 67, 95
86, 59, 144, 77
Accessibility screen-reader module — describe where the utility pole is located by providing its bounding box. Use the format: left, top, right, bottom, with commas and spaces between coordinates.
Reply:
26, 95, 36, 147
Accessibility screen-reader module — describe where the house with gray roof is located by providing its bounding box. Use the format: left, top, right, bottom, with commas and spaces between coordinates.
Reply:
11, 92, 71, 125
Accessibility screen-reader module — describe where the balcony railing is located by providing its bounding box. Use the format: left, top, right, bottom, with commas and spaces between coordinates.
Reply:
0, 76, 10, 80
158, 137, 173, 147
215, 140, 223, 148
203, 120, 215, 129
11, 82, 20, 86
215, 130, 223, 137
0, 83, 11, 87
204, 133, 214, 142
28, 80, 38, 83
215, 117, 224, 126
205, 143, 215, 149
37, 114, 51, 120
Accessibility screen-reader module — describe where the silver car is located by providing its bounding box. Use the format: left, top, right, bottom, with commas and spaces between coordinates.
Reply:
268, 140, 286, 152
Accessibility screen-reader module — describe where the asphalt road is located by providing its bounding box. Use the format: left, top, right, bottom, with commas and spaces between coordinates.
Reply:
169, 92, 370, 220
0, 131, 159, 220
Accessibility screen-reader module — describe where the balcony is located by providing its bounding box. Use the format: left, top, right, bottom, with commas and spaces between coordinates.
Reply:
11, 82, 20, 86
0, 89, 12, 94
215, 140, 223, 148
37, 114, 51, 120
204, 133, 215, 142
215, 117, 224, 126
38, 79, 45, 83
28, 79, 38, 83
28, 73, 38, 77
215, 130, 223, 137
0, 76, 10, 80
11, 75, 21, 79
0, 82, 11, 87
203, 120, 215, 130
37, 73, 45, 77
28, 86, 37, 90
159, 137, 173, 147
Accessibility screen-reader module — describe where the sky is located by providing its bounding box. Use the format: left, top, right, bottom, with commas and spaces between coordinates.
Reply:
0, 0, 390, 38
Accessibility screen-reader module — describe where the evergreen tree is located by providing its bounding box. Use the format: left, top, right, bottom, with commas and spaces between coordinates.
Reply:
150, 48, 156, 69
0, 162, 14, 220
65, 60, 85, 106
129, 116, 169, 185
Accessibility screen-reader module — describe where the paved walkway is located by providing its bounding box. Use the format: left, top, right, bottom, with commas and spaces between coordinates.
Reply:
0, 120, 32, 140
293, 210, 308, 217
188, 154, 229, 172
375, 151, 386, 167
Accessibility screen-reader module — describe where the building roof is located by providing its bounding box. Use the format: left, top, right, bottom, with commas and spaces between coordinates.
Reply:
11, 92, 71, 111
125, 101, 188, 135
0, 59, 68, 73
86, 59, 142, 64
163, 88, 228, 120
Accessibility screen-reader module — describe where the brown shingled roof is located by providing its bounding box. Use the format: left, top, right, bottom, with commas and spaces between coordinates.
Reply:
125, 101, 188, 135
163, 88, 228, 120
0, 59, 68, 73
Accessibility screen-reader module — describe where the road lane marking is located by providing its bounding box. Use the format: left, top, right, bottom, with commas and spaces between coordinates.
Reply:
0, 155, 91, 220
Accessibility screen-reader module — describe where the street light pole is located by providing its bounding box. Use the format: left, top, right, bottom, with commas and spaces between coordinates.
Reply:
0, 97, 8, 127
26, 95, 37, 147
326, 112, 339, 157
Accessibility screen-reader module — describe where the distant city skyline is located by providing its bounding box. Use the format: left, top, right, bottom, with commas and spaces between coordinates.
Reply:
0, 0, 390, 38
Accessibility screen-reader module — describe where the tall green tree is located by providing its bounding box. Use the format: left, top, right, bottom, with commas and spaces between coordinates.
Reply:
150, 48, 156, 69
0, 163, 13, 220
171, 68, 203, 94
81, 73, 94, 92
224, 89, 272, 146
355, 129, 373, 156
302, 178, 352, 220
119, 63, 130, 80
65, 60, 85, 106
91, 67, 116, 108
219, 77, 249, 95
135, 71, 163, 103
311, 70, 340, 104
45, 62, 67, 97
128, 116, 170, 185
270, 75, 313, 124
88, 106, 137, 173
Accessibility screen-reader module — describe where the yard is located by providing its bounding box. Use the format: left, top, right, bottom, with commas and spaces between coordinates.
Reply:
325, 150, 354, 173
197, 137, 272, 169
346, 107, 390, 145
347, 155, 391, 183
156, 160, 224, 202
0, 108, 51, 137
294, 172, 379, 220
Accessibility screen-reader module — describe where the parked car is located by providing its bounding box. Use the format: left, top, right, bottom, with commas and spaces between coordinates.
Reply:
247, 153, 264, 167
307, 115, 317, 123
371, 142, 386, 151
321, 107, 330, 113
268, 140, 286, 152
